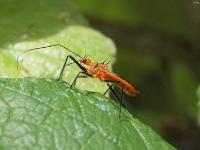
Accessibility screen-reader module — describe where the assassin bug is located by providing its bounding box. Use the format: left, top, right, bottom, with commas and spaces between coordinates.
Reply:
17, 44, 139, 116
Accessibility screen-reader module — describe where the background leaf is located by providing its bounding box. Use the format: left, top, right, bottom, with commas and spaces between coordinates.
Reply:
170, 63, 198, 119
0, 78, 175, 150
197, 86, 200, 125
74, 0, 190, 35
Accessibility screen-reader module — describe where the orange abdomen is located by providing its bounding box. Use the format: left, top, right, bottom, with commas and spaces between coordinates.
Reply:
118, 79, 139, 95
99, 71, 139, 96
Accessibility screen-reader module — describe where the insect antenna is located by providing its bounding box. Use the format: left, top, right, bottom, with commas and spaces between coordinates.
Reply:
102, 59, 107, 64
83, 54, 87, 60
17, 44, 83, 70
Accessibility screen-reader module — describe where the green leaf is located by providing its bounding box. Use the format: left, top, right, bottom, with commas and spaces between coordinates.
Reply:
0, 0, 116, 94
0, 78, 175, 150
197, 86, 200, 125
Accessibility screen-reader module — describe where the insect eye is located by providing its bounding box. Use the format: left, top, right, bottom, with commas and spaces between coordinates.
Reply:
82, 59, 86, 63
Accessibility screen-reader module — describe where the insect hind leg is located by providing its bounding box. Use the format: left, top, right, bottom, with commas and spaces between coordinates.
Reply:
106, 83, 125, 118
70, 71, 92, 89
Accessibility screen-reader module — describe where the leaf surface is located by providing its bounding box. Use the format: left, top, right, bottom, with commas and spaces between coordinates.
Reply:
0, 78, 175, 150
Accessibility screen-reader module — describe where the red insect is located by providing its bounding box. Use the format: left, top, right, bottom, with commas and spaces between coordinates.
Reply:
17, 44, 139, 115
79, 58, 139, 96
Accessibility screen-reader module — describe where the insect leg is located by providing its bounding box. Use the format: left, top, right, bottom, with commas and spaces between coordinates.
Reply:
103, 87, 110, 95
106, 83, 125, 118
103, 80, 120, 95
103, 80, 121, 97
70, 71, 92, 88
57, 55, 87, 81
119, 87, 125, 118
57, 55, 70, 81
106, 83, 125, 107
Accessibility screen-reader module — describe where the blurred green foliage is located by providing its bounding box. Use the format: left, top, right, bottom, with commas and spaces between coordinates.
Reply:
75, 0, 191, 35
0, 0, 86, 46
170, 63, 198, 118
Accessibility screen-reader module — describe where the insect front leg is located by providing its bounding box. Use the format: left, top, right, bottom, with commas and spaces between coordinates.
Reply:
57, 55, 87, 81
57, 55, 70, 81
119, 86, 124, 118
